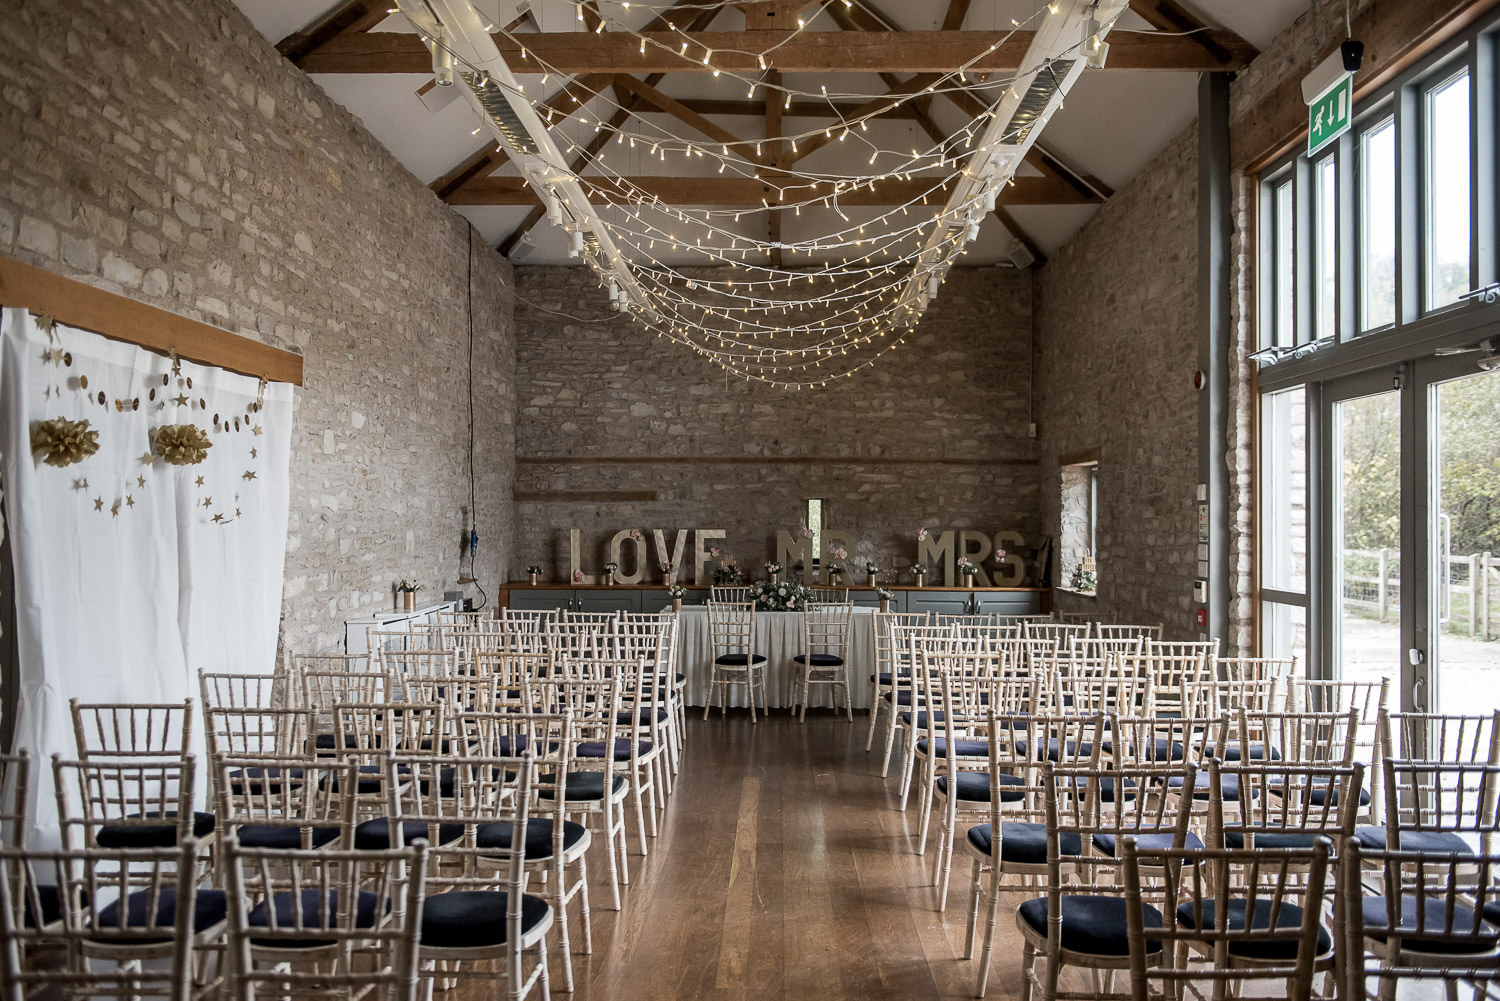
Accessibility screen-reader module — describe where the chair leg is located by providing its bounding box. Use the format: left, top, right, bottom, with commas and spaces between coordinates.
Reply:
963, 857, 983, 958
880, 709, 900, 778
898, 726, 919, 809
844, 673, 854, 721
865, 689, 883, 750
916, 759, 937, 856
550, 861, 576, 993
575, 850, 593, 954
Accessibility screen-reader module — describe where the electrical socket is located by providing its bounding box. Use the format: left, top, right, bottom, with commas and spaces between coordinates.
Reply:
1027, 422, 1038, 438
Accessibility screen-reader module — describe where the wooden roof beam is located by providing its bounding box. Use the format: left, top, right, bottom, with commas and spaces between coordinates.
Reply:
452, 174, 1097, 206
611, 74, 764, 165
295, 28, 1259, 75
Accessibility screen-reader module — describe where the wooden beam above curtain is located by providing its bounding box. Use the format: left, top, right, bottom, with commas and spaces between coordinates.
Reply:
0, 255, 304, 386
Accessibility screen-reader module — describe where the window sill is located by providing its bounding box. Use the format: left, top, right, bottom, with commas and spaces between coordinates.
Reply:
1055, 587, 1098, 599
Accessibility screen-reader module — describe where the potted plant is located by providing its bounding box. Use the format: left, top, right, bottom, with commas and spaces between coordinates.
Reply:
524, 564, 542, 586
910, 563, 927, 588
864, 559, 880, 586
764, 560, 782, 583
876, 586, 895, 613
750, 579, 813, 611
1070, 563, 1097, 593
397, 579, 421, 611
667, 583, 687, 612
957, 555, 979, 582
602, 561, 619, 586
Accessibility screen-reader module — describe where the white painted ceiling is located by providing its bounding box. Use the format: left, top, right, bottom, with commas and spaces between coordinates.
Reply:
233, 0, 1311, 266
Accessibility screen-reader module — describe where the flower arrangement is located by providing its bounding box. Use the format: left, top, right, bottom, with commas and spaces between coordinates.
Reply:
993, 549, 1008, 565
917, 527, 928, 541
667, 584, 687, 598
713, 556, 743, 585
397, 580, 421, 594
876, 587, 895, 601
752, 578, 812, 611
957, 555, 978, 577
863, 559, 879, 574
910, 563, 927, 576
763, 561, 782, 575
572, 569, 584, 584
827, 544, 848, 573
1070, 564, 1097, 592
658, 562, 675, 575
603, 562, 619, 574
524, 564, 543, 576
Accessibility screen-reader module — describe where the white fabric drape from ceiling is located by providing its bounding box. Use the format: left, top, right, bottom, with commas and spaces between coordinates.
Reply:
0, 307, 293, 845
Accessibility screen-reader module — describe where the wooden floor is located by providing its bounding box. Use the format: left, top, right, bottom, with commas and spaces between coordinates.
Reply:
487, 710, 1031, 1001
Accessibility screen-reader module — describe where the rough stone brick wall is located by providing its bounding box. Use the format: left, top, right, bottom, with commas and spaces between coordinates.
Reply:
0, 0, 517, 655
1035, 129, 1201, 637
511, 266, 1041, 583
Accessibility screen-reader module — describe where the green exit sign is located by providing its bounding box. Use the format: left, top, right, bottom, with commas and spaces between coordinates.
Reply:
1308, 74, 1353, 156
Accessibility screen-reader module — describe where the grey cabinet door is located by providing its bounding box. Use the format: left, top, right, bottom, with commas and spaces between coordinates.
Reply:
904, 591, 973, 615
508, 590, 570, 612
576, 590, 643, 614
973, 591, 1043, 616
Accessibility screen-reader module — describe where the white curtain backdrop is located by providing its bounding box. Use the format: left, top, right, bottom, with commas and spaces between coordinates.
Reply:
0, 307, 293, 844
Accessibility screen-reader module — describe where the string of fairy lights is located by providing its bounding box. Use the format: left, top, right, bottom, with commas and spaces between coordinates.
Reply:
400, 0, 1121, 387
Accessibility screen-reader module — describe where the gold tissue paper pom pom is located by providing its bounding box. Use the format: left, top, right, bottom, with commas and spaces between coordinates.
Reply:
30, 417, 101, 467
150, 423, 214, 466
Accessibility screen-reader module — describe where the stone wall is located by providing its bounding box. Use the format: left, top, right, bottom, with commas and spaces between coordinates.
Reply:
1035, 128, 1201, 635
512, 266, 1040, 584
0, 0, 516, 654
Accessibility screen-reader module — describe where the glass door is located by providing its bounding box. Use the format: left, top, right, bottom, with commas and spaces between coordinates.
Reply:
1327, 378, 1404, 694
1425, 363, 1500, 717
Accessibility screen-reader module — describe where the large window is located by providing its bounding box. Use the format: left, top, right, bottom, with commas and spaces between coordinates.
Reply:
1256, 17, 1499, 696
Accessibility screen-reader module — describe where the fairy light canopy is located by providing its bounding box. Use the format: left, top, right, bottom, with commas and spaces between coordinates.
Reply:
263, 0, 1263, 387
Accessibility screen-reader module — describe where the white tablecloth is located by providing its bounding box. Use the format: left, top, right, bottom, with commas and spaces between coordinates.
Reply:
674, 607, 876, 710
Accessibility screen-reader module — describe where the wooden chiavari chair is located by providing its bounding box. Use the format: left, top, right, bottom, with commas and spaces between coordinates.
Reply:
790, 600, 854, 722
703, 601, 767, 722
868, 611, 929, 767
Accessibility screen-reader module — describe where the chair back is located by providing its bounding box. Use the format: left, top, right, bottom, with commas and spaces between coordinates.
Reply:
51, 756, 196, 852
801, 602, 853, 661
1341, 838, 1500, 991
205, 707, 313, 760
1381, 759, 1500, 853
1122, 838, 1331, 1001
706, 601, 756, 663
213, 756, 357, 851
0, 753, 27, 848
1207, 758, 1363, 852
1, 841, 204, 1000
222, 835, 426, 993
199, 670, 283, 712
69, 700, 193, 760
1096, 622, 1162, 642
807, 587, 848, 604
711, 586, 752, 603
874, 611, 929, 677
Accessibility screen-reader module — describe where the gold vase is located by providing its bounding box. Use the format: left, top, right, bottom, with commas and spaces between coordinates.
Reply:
672, 598, 682, 613
868, 572, 878, 587
402, 591, 416, 611
879, 598, 891, 613
528, 573, 538, 586
605, 572, 615, 586
914, 575, 926, 589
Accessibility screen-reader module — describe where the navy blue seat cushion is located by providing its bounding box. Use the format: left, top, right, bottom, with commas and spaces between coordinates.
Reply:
1017, 895, 1163, 955
936, 772, 1024, 803
881, 691, 915, 706
25, 884, 74, 928
871, 673, 894, 685
475, 819, 589, 860
1212, 742, 1280, 762
714, 654, 767, 667
247, 889, 382, 948
228, 765, 305, 793
1167, 770, 1241, 800
96, 811, 216, 848
577, 738, 654, 761
1176, 899, 1330, 960
1224, 830, 1320, 850
1360, 895, 1500, 954
618, 708, 670, 726
234, 824, 343, 850
900, 711, 945, 727
1305, 779, 1371, 807
418, 891, 550, 949
1092, 831, 1205, 856
967, 823, 1079, 864
538, 771, 628, 802
792, 653, 845, 667
313, 732, 360, 750
353, 819, 465, 850
917, 738, 989, 757
95, 888, 228, 943
1353, 826, 1475, 854
326, 764, 385, 794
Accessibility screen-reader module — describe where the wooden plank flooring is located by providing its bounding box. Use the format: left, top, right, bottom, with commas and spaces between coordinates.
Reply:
471, 711, 1032, 1001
